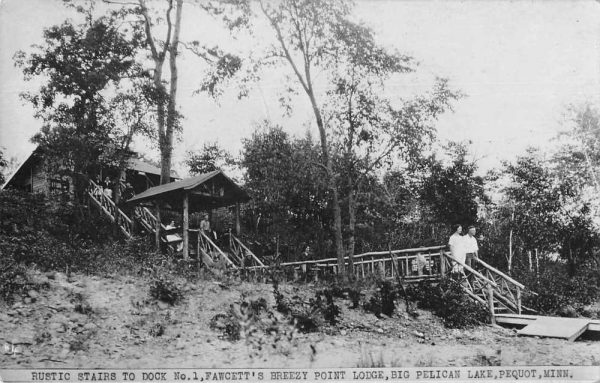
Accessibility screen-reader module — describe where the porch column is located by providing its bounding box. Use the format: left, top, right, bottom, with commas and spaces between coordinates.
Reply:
155, 202, 161, 251
183, 192, 189, 260
235, 202, 241, 236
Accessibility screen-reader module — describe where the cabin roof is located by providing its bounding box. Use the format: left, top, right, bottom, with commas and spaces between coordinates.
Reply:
126, 170, 250, 209
1, 147, 178, 190
127, 158, 179, 178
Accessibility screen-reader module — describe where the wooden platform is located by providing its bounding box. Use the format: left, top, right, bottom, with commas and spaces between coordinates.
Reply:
496, 314, 600, 341
517, 317, 590, 341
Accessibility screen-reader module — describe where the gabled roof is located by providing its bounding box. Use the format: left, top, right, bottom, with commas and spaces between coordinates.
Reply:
126, 170, 250, 209
128, 158, 179, 179
1, 148, 43, 190
1, 146, 178, 190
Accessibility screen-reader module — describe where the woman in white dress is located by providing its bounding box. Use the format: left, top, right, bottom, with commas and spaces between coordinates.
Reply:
448, 224, 466, 272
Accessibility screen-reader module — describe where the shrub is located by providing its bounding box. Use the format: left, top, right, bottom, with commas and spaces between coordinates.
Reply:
0, 263, 30, 304
316, 289, 341, 325
363, 280, 397, 318
408, 278, 487, 328
149, 272, 183, 305
515, 261, 600, 316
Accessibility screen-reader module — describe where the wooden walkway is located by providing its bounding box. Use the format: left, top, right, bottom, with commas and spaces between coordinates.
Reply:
496, 314, 600, 341
87, 182, 593, 341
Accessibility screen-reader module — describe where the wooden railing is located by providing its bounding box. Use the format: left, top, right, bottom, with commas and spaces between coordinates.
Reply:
190, 229, 237, 269
441, 252, 536, 316
134, 206, 167, 233
244, 245, 448, 281
226, 232, 265, 268
87, 179, 133, 238
242, 244, 534, 318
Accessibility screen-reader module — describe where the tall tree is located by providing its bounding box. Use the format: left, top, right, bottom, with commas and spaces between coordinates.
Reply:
185, 142, 236, 175
421, 141, 486, 227
15, 10, 145, 198
501, 148, 598, 275
251, 0, 348, 272
244, 0, 459, 273
137, 0, 184, 185
241, 122, 329, 254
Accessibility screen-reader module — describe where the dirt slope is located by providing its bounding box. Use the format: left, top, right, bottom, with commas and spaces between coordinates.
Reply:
1, 270, 599, 368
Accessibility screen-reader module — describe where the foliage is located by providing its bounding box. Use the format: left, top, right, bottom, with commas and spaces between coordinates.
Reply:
316, 289, 341, 325
407, 278, 488, 328
15, 12, 146, 196
272, 279, 340, 331
0, 148, 7, 186
501, 148, 600, 274
514, 261, 600, 317
241, 123, 331, 259
185, 142, 236, 175
363, 280, 397, 318
0, 189, 167, 282
0, 263, 30, 304
149, 269, 184, 305
421, 141, 487, 227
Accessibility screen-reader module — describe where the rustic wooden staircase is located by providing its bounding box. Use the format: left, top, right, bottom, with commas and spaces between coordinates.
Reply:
427, 252, 536, 316
225, 231, 265, 268
87, 179, 134, 238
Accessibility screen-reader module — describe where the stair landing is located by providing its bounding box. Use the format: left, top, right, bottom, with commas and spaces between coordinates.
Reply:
516, 316, 592, 341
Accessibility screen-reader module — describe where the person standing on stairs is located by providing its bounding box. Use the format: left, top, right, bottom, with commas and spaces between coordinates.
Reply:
464, 225, 479, 269
448, 224, 465, 272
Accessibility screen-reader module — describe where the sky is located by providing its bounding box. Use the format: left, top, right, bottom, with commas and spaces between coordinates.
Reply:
1, 0, 599, 176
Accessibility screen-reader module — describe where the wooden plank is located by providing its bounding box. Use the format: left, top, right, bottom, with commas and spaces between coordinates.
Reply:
517, 317, 591, 341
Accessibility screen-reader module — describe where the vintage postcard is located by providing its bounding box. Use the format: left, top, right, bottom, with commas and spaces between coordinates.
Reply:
0, 0, 599, 381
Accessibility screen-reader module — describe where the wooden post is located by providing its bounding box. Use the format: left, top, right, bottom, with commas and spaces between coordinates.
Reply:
235, 202, 241, 236
183, 192, 189, 260
516, 287, 522, 315
440, 251, 446, 277
487, 283, 496, 325
155, 202, 161, 251
527, 250, 532, 272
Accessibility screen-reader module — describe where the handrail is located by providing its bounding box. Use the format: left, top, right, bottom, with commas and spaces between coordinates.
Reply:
252, 247, 446, 268
442, 252, 498, 288
352, 245, 447, 260
229, 233, 265, 267
198, 230, 236, 268
473, 257, 525, 289
88, 179, 133, 238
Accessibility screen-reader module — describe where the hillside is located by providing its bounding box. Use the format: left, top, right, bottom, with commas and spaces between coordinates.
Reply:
2, 269, 599, 368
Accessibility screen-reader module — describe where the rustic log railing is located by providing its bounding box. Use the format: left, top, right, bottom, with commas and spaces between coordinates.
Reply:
243, 245, 534, 318
442, 252, 535, 315
226, 232, 265, 268
243, 245, 448, 281
87, 179, 133, 238
190, 229, 237, 269
134, 206, 167, 233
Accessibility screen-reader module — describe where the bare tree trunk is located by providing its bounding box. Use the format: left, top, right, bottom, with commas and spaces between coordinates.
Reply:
508, 228, 513, 274
139, 0, 179, 186
162, 0, 183, 185
259, 1, 345, 275
347, 188, 357, 276
535, 248, 539, 278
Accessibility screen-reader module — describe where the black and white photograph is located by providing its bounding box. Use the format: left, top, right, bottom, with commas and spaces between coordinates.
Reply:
1, 0, 600, 373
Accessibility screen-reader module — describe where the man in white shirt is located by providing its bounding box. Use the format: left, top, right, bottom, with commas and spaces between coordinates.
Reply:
448, 224, 465, 272
463, 226, 479, 268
